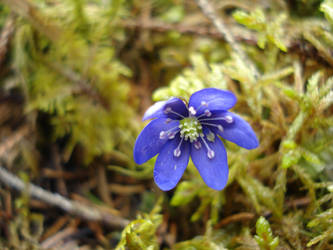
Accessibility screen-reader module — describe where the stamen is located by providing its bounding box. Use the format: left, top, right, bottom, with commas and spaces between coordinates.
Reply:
194, 140, 202, 150
174, 137, 184, 157
168, 130, 179, 139
195, 101, 209, 113
201, 101, 208, 107
199, 116, 234, 124
224, 115, 233, 123
191, 101, 211, 114
200, 134, 215, 159
159, 131, 166, 139
207, 149, 215, 159
189, 106, 197, 116
164, 107, 185, 118
174, 148, 181, 157
200, 122, 224, 132
159, 125, 179, 139
196, 113, 206, 119
196, 108, 212, 119
204, 109, 212, 117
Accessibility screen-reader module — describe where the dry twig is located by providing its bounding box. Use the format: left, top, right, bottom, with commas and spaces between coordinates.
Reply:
122, 19, 256, 44
0, 14, 16, 67
123, 19, 332, 67
0, 166, 129, 228
1, 0, 61, 41
214, 212, 255, 229
0, 126, 30, 156
194, 0, 260, 78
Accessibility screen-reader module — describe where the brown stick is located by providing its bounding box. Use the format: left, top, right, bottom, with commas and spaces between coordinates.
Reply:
51, 145, 68, 196
194, 0, 260, 78
122, 19, 332, 67
0, 14, 15, 67
122, 19, 257, 45
0, 126, 30, 156
97, 164, 113, 206
0, 0, 61, 42
214, 212, 255, 229
0, 166, 129, 228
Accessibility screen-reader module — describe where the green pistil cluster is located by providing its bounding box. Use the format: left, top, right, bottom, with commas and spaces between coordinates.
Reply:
179, 117, 202, 142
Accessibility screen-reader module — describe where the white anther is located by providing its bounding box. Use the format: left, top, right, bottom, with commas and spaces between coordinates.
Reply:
201, 101, 208, 107
207, 149, 215, 159
204, 109, 212, 117
189, 106, 197, 116
224, 115, 233, 123
159, 131, 166, 139
218, 125, 224, 132
200, 134, 215, 159
168, 131, 178, 139
194, 141, 202, 150
174, 148, 181, 157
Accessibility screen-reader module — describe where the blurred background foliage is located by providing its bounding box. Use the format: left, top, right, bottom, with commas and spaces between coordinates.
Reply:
0, 0, 332, 249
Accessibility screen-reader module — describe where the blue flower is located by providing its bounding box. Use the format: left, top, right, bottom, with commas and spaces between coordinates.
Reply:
134, 88, 259, 191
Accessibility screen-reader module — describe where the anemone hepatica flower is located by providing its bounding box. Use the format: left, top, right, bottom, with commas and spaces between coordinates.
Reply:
134, 88, 259, 191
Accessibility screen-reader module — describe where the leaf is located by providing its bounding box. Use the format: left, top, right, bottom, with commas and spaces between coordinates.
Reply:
255, 217, 279, 250
281, 150, 301, 169
320, 0, 333, 25
233, 9, 266, 31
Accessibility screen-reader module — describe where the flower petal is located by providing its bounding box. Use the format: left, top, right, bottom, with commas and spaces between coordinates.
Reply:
204, 111, 259, 149
134, 118, 179, 164
189, 88, 237, 114
191, 136, 229, 190
154, 138, 190, 191
143, 97, 188, 121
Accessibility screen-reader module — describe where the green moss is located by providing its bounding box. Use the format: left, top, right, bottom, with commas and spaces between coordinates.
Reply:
1, 0, 333, 248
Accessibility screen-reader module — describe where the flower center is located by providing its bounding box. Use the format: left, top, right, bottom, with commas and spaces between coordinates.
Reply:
179, 117, 202, 142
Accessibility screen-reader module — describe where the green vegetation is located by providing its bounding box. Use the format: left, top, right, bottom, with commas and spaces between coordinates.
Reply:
0, 0, 332, 249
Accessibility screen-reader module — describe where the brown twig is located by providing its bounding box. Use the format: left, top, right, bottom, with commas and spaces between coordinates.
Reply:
0, 14, 16, 68
96, 164, 113, 206
0, 125, 30, 157
40, 216, 69, 242
214, 197, 311, 229
123, 19, 333, 68
194, 0, 260, 78
40, 224, 77, 249
286, 197, 311, 209
51, 145, 68, 196
214, 212, 255, 229
41, 168, 92, 180
121, 19, 257, 45
0, 166, 129, 228
109, 183, 145, 194
1, 0, 61, 42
